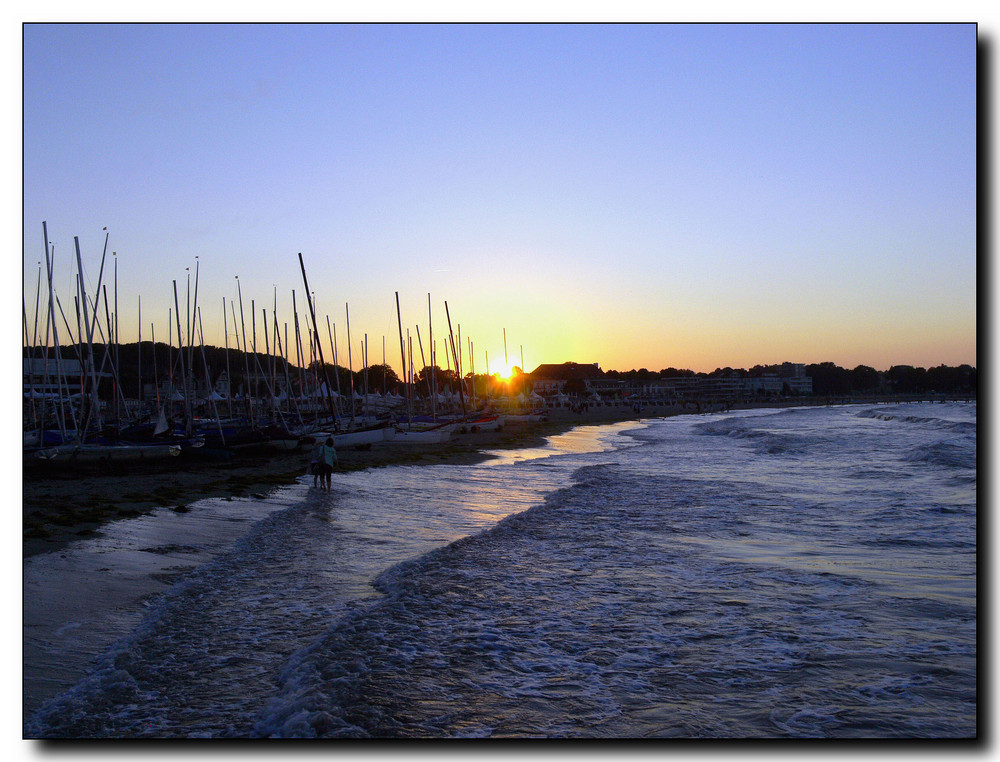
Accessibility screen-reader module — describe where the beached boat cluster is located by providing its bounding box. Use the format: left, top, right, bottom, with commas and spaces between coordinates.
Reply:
23, 224, 546, 468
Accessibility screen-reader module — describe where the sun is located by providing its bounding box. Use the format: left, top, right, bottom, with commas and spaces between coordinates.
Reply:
494, 364, 516, 382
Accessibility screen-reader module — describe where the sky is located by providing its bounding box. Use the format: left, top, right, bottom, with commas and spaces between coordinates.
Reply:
20, 22, 977, 378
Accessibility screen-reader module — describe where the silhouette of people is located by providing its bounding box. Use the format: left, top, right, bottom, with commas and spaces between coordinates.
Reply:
313, 436, 337, 489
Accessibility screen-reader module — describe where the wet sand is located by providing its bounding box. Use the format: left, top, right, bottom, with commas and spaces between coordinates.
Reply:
22, 406, 668, 559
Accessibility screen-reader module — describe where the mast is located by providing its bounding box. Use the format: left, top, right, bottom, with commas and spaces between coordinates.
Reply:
415, 325, 427, 413
470, 338, 476, 409
172, 280, 193, 436
100, 284, 123, 429
41, 224, 67, 442
395, 292, 407, 424
345, 303, 355, 427
188, 257, 199, 390
326, 315, 341, 415
151, 322, 160, 410
296, 253, 337, 423
444, 301, 466, 417
167, 308, 174, 417
82, 227, 109, 353
406, 330, 413, 423
272, 286, 278, 399
22, 295, 35, 427
251, 299, 257, 402
137, 295, 142, 408
292, 290, 306, 417
223, 298, 233, 418
28, 260, 41, 426
29, 257, 45, 434
427, 293, 436, 420
55, 294, 85, 435
74, 236, 103, 434
197, 306, 226, 445
276, 321, 301, 429
185, 269, 191, 398
113, 252, 120, 424
236, 276, 253, 419
363, 333, 369, 420
262, 305, 271, 413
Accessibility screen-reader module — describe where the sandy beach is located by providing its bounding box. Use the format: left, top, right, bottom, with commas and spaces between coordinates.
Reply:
22, 404, 679, 559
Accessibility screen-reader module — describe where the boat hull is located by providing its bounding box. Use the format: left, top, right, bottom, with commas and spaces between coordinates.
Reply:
309, 425, 394, 449
33, 443, 181, 462
389, 424, 453, 445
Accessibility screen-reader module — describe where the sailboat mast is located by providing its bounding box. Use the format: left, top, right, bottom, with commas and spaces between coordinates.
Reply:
296, 253, 337, 423
395, 292, 406, 405
42, 224, 67, 441
236, 277, 253, 419
172, 280, 192, 436
416, 325, 427, 410
137, 295, 142, 406
151, 322, 160, 410
74, 236, 103, 433
223, 298, 232, 418
328, 316, 342, 401
197, 306, 226, 445
427, 293, 435, 420
345, 303, 355, 427
291, 290, 306, 414
114, 253, 120, 423
444, 301, 466, 417
363, 333, 369, 419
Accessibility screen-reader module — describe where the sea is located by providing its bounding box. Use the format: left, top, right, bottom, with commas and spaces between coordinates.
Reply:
23, 401, 977, 739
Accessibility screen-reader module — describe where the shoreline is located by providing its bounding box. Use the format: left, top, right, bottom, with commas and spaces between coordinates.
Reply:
23, 408, 636, 559
22, 396, 956, 559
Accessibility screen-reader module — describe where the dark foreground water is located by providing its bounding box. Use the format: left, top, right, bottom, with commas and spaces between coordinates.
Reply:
24, 402, 976, 738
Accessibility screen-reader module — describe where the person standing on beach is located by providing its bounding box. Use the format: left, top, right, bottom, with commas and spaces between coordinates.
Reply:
313, 437, 337, 489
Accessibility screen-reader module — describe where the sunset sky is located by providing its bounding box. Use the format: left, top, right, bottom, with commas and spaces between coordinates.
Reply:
21, 22, 977, 378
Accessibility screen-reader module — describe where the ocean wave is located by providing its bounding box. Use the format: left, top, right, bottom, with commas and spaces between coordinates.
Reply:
856, 406, 976, 436
693, 417, 809, 456
902, 441, 976, 471
25, 494, 354, 739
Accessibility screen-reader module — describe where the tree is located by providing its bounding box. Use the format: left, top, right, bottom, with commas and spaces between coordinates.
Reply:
364, 363, 401, 393
806, 362, 852, 395
849, 365, 880, 392
885, 365, 928, 394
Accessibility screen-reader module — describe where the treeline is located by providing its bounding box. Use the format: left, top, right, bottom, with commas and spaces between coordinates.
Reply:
23, 342, 408, 398
603, 362, 977, 396
24, 341, 520, 400
25, 344, 977, 398
805, 363, 977, 396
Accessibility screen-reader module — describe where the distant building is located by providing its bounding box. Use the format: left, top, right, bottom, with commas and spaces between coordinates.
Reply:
661, 363, 812, 399
527, 360, 812, 399
743, 376, 785, 397
23, 357, 104, 396
527, 362, 604, 394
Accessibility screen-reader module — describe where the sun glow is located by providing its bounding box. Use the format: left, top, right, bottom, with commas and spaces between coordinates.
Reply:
493, 364, 516, 382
